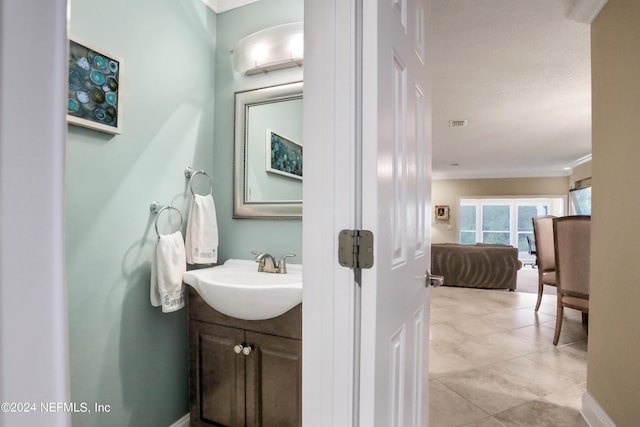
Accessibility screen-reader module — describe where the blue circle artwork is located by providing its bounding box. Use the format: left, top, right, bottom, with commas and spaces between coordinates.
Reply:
269, 132, 302, 178
93, 55, 108, 70
105, 92, 117, 106
90, 69, 106, 85
67, 39, 119, 129
68, 98, 80, 111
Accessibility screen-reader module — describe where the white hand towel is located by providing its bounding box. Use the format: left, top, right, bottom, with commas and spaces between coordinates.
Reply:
150, 231, 186, 313
185, 194, 219, 264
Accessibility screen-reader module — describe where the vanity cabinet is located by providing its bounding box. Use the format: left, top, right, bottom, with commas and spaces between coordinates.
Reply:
188, 288, 301, 427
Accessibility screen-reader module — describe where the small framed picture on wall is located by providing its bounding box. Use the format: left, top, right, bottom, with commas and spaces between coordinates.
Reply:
67, 36, 122, 134
435, 205, 450, 220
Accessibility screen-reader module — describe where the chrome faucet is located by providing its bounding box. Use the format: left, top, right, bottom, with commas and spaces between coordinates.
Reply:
252, 251, 277, 273
252, 252, 296, 274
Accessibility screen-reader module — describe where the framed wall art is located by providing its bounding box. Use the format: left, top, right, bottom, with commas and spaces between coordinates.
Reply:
265, 129, 303, 180
435, 205, 450, 220
67, 37, 122, 134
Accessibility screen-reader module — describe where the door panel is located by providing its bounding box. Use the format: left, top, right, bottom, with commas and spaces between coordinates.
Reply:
392, 51, 408, 266
190, 320, 245, 427
360, 0, 431, 426
245, 331, 302, 427
414, 85, 428, 258
410, 305, 427, 426
389, 325, 407, 427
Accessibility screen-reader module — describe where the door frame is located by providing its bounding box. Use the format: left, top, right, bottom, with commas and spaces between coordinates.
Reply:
302, 0, 361, 426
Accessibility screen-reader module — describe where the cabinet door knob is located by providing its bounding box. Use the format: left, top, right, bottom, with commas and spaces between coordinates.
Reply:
234, 344, 244, 354
242, 345, 253, 356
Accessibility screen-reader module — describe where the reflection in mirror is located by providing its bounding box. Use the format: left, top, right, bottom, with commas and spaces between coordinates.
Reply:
234, 81, 303, 218
246, 101, 302, 202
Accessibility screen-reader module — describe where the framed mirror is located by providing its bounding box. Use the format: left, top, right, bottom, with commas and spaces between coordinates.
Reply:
233, 81, 303, 218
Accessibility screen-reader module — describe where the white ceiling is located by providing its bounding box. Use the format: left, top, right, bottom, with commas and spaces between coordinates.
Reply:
431, 0, 593, 179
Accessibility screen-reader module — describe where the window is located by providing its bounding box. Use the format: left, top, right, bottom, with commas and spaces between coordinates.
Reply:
459, 197, 564, 253
482, 204, 510, 244
517, 205, 543, 252
459, 205, 476, 244
569, 186, 591, 214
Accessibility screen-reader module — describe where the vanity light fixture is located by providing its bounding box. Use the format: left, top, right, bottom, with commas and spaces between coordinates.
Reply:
233, 22, 304, 75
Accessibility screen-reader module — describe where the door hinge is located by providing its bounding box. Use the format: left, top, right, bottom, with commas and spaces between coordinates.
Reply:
338, 229, 374, 269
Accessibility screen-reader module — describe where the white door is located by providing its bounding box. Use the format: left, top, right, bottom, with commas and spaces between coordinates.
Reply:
359, 0, 432, 426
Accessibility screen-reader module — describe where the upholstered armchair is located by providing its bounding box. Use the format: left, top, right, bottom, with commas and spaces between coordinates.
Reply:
532, 215, 558, 311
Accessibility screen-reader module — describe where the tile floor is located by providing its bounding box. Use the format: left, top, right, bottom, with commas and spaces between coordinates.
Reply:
429, 286, 589, 427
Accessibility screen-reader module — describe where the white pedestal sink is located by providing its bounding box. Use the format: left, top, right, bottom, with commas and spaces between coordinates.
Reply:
182, 259, 302, 320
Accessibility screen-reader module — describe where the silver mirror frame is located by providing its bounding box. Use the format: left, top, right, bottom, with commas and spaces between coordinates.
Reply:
233, 81, 303, 219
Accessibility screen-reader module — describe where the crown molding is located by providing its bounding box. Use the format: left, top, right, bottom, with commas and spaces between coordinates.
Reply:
567, 154, 592, 169
201, 0, 259, 14
567, 0, 608, 24
432, 169, 571, 180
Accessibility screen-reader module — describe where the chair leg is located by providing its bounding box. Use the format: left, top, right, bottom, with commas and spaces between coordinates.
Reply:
553, 300, 564, 346
535, 278, 543, 312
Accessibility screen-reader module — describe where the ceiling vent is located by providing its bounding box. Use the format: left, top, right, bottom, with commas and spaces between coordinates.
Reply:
449, 120, 468, 128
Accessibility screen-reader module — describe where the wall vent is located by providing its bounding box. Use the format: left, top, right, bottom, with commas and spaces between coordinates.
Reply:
449, 120, 468, 128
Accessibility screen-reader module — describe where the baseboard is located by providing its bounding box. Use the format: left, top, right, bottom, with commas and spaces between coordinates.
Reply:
582, 391, 616, 427
169, 413, 189, 427
172, 391, 612, 427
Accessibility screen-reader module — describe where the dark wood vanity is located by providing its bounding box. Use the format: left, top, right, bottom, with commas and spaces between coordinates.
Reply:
188, 287, 302, 427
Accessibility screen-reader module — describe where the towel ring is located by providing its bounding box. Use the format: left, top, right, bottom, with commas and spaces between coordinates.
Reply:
150, 202, 184, 238
184, 167, 213, 196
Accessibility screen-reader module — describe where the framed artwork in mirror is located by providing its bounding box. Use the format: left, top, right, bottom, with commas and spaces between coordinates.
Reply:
67, 37, 122, 134
265, 129, 303, 181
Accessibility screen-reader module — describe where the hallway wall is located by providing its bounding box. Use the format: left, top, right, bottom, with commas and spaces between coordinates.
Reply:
588, 1, 640, 425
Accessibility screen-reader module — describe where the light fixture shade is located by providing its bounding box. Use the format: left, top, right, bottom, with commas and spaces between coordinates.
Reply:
233, 22, 304, 75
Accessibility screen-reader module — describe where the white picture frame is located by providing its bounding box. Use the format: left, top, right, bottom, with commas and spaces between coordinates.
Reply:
435, 205, 450, 220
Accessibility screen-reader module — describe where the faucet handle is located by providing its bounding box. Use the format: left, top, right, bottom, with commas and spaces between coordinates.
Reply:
252, 251, 266, 271
252, 251, 269, 263
251, 251, 263, 259
277, 253, 296, 274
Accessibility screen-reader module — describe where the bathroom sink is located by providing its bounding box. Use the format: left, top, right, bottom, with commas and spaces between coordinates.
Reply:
182, 259, 302, 320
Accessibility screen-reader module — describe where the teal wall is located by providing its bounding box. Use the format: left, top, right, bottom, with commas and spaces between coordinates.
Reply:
213, 0, 304, 263
67, 1, 303, 426
66, 0, 216, 425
